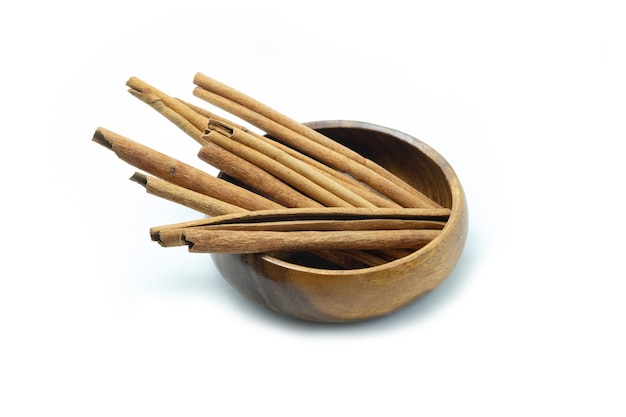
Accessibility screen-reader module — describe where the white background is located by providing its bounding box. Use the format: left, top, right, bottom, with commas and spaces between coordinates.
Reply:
1, 1, 625, 415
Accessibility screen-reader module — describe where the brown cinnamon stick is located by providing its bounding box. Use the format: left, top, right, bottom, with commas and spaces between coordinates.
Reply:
203, 129, 354, 207
92, 127, 283, 211
126, 77, 208, 135
205, 116, 401, 208
207, 119, 377, 208
154, 217, 445, 247
193, 86, 437, 208
192, 218, 445, 232
253, 132, 401, 208
130, 172, 246, 216
198, 141, 323, 208
150, 206, 450, 240
127, 87, 206, 143
182, 229, 440, 254
134, 83, 399, 207
193, 73, 441, 208
142, 96, 389, 208
155, 217, 445, 249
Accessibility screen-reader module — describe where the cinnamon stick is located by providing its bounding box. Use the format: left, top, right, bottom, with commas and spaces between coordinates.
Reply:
198, 141, 323, 208
92, 127, 283, 211
150, 206, 450, 240
182, 229, 440, 254
207, 119, 377, 208
193, 73, 441, 208
155, 217, 445, 249
130, 172, 246, 216
127, 87, 206, 143
126, 77, 208, 134
203, 129, 354, 207
253, 133, 401, 208
206, 116, 401, 208
142, 96, 387, 208
190, 218, 446, 232
132, 81, 399, 207
192, 86, 436, 208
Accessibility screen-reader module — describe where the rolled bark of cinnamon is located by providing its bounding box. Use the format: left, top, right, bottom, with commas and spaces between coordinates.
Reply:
127, 87, 206, 143
193, 73, 441, 208
197, 142, 323, 208
92, 127, 283, 211
95, 75, 453, 269
206, 119, 378, 208
130, 172, 246, 216
126, 77, 208, 133
203, 129, 354, 207
129, 79, 401, 209
206, 118, 401, 208
193, 86, 438, 208
189, 218, 446, 232
150, 206, 450, 244
183, 229, 440, 254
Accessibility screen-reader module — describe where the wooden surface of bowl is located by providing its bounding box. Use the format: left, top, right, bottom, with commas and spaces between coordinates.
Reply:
211, 120, 468, 322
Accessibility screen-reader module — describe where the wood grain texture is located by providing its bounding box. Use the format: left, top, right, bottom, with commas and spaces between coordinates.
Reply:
211, 121, 468, 322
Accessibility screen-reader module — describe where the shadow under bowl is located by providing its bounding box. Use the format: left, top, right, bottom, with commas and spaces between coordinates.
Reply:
212, 120, 468, 323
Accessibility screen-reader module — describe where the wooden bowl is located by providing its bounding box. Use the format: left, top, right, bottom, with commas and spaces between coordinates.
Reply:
211, 120, 468, 322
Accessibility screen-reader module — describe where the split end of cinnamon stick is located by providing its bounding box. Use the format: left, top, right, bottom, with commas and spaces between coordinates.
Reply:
92, 127, 113, 149
125, 76, 150, 95
129, 171, 148, 186
151, 228, 189, 248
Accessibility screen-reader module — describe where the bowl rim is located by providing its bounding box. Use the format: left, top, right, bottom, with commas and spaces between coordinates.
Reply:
232, 119, 465, 276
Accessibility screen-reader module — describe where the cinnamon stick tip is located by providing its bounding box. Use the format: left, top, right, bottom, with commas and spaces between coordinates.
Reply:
149, 227, 172, 245
149, 229, 192, 249
129, 172, 148, 187
149, 228, 163, 243
125, 76, 159, 97
192, 72, 205, 85
92, 128, 112, 149
125, 76, 142, 88
191, 86, 205, 97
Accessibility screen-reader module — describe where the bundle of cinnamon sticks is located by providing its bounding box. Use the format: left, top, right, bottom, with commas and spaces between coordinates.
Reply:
93, 73, 449, 268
